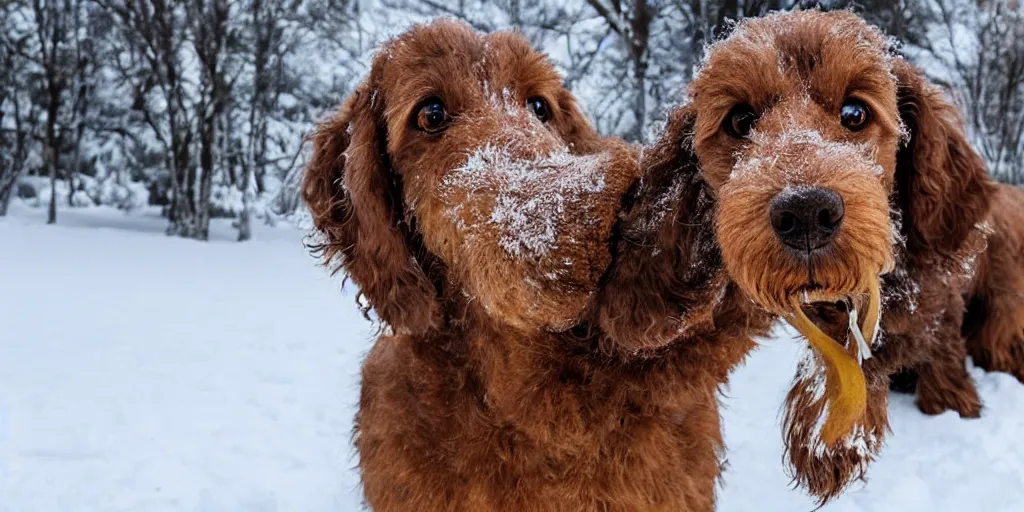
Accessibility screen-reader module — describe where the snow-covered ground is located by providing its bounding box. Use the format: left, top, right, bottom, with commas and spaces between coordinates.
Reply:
1, 204, 1022, 511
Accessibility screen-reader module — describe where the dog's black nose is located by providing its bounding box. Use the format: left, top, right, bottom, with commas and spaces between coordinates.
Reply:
769, 187, 845, 252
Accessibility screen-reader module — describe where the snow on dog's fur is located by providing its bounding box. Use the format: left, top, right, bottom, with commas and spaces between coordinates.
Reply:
660, 9, 999, 504
303, 19, 779, 512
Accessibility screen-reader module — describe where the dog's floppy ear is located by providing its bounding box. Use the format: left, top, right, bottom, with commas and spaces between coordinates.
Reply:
595, 106, 725, 354
893, 59, 995, 259
303, 81, 441, 335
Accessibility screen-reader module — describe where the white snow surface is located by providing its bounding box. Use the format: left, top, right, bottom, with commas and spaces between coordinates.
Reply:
2, 204, 1023, 511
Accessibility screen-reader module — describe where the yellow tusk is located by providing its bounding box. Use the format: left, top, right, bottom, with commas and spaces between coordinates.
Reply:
860, 270, 882, 350
787, 297, 868, 446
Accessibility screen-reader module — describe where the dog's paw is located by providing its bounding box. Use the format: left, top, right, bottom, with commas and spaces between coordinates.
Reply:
915, 366, 983, 419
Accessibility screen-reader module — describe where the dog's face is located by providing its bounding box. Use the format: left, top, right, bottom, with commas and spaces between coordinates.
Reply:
677, 10, 994, 503
372, 23, 609, 264
304, 20, 637, 335
689, 11, 903, 314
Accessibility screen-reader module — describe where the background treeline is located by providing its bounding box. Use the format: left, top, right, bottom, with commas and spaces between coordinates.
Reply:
1, 0, 1020, 240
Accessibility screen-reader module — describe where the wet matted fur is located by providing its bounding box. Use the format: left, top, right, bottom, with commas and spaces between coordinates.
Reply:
656, 9, 1009, 504
304, 19, 775, 512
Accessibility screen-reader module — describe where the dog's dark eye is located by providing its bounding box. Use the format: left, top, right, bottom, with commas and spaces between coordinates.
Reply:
840, 100, 870, 131
724, 105, 758, 138
528, 97, 551, 122
416, 99, 449, 133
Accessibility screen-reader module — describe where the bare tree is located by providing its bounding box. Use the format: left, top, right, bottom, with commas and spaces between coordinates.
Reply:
920, 0, 1024, 184
0, 5, 38, 216
236, 0, 308, 241
97, 0, 205, 237
848, 0, 932, 47
30, 0, 89, 224
187, 0, 235, 240
65, 5, 98, 209
581, 0, 789, 141
584, 0, 654, 141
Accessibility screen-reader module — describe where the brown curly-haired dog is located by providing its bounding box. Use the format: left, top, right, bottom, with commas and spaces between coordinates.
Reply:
664, 9, 1002, 503
965, 184, 1024, 382
304, 19, 774, 511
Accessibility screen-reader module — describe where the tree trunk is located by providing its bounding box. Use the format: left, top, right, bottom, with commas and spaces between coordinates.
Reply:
66, 167, 76, 207
166, 99, 199, 238
47, 160, 57, 224
45, 103, 59, 225
631, 59, 647, 142
0, 170, 15, 216
196, 115, 216, 241
0, 96, 31, 218
0, 105, 14, 215
0, 184, 13, 216
238, 168, 253, 242
167, 137, 198, 238
629, 0, 652, 143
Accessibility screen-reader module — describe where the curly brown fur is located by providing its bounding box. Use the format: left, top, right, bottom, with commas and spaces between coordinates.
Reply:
964, 184, 1024, 382
303, 22, 631, 337
594, 107, 757, 354
782, 349, 888, 502
669, 9, 999, 504
305, 20, 774, 511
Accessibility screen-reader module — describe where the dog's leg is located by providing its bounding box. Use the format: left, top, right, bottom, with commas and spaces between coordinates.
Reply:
914, 304, 983, 418
966, 291, 1024, 383
888, 367, 919, 394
